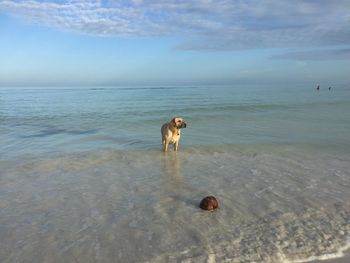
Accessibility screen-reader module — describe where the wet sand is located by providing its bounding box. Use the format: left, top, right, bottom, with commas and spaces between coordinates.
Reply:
1, 144, 349, 263
312, 254, 350, 263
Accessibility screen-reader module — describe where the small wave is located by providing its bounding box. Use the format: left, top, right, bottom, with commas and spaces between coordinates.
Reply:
290, 242, 350, 263
22, 127, 100, 138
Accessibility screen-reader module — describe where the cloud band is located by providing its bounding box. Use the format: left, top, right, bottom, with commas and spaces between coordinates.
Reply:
1, 0, 350, 50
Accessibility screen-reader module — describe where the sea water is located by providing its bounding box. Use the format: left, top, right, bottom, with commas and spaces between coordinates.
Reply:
1, 85, 350, 262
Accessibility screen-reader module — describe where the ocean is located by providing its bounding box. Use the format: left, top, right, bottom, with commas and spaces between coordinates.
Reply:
1, 85, 350, 262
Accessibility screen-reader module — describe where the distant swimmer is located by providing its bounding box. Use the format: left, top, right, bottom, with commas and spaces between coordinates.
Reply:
316, 85, 320, 90
329, 86, 331, 90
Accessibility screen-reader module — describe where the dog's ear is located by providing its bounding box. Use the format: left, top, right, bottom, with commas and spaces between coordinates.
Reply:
171, 118, 177, 126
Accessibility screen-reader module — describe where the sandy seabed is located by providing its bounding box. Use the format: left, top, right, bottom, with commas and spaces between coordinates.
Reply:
1, 144, 349, 263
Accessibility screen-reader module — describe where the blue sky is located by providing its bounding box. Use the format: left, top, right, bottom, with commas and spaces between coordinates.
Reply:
1, 0, 350, 87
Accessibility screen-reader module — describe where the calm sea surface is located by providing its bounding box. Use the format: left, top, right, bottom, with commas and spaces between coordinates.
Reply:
1, 85, 350, 262
1, 85, 350, 156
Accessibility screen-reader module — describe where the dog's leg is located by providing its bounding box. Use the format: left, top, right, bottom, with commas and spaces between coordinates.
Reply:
174, 141, 179, 151
162, 140, 168, 152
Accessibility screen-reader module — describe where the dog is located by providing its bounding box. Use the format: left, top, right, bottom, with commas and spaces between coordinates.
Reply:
161, 117, 187, 152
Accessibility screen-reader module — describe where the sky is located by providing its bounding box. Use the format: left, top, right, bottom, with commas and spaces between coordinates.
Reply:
0, 0, 350, 87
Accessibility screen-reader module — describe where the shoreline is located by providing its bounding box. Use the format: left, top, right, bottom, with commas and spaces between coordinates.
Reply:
1, 141, 349, 262
311, 254, 350, 263
297, 245, 350, 263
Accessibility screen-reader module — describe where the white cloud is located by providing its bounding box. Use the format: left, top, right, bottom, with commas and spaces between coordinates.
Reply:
1, 0, 350, 50
270, 48, 350, 60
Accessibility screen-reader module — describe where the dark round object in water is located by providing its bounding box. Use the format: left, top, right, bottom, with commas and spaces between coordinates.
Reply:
199, 196, 219, 211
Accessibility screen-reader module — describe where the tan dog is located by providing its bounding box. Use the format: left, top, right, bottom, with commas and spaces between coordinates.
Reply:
161, 117, 187, 152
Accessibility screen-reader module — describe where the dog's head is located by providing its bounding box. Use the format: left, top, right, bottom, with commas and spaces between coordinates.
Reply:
171, 117, 187, 129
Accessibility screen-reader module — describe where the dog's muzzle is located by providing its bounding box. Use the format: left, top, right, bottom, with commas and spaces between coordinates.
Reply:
182, 122, 187, 128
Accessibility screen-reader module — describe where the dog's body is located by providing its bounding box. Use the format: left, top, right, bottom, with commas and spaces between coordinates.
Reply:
161, 117, 187, 152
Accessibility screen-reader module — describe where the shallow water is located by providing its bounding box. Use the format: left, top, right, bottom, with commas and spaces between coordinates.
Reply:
1, 86, 350, 262
1, 85, 350, 156
1, 146, 350, 263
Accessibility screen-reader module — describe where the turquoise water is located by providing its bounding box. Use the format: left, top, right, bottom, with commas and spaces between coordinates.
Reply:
1, 85, 350, 157
1, 85, 350, 262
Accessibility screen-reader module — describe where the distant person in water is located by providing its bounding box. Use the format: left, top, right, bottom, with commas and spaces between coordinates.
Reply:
329, 87, 331, 90
316, 85, 320, 90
